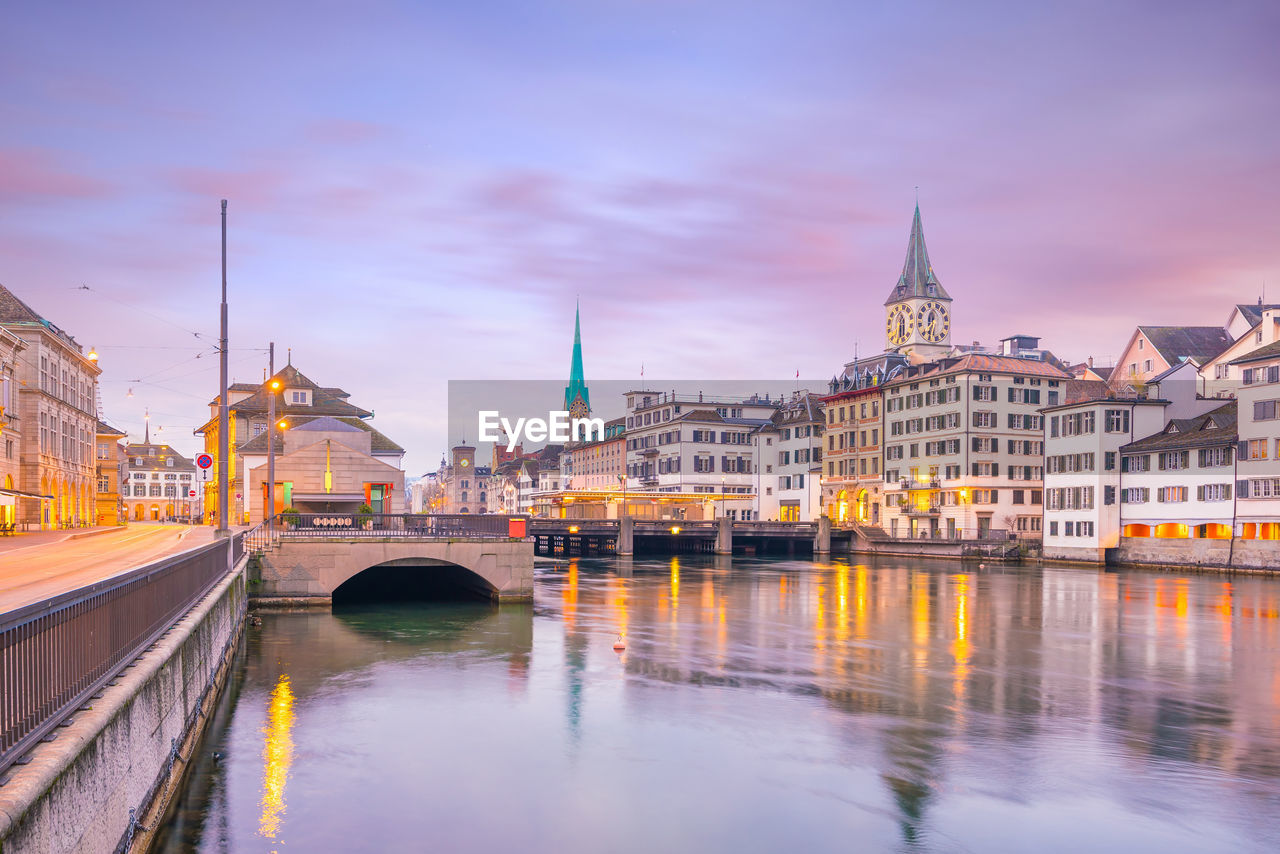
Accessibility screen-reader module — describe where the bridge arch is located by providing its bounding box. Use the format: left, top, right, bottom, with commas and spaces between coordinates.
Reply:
255, 540, 533, 604
333, 558, 500, 603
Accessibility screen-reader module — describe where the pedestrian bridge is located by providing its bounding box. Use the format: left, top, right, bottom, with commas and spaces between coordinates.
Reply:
246, 514, 534, 603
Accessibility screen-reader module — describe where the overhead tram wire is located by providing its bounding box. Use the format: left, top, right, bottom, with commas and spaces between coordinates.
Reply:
73, 284, 214, 342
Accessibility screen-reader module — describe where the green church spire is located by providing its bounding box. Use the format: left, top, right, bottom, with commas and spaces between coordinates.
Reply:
564, 300, 590, 417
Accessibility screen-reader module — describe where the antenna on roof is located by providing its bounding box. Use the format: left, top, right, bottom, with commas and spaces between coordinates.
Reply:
287, 347, 292, 366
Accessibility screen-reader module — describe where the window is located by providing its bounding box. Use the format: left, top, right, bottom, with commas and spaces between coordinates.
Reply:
1049, 521, 1059, 536
1122, 454, 1151, 472
1104, 451, 1116, 471
1143, 359, 1153, 373
972, 411, 996, 428
1105, 409, 1130, 433
1158, 451, 1189, 471
1198, 484, 1232, 502
1122, 487, 1149, 503
1156, 486, 1188, 503
1247, 439, 1269, 461
1199, 447, 1232, 467
1254, 400, 1279, 421
1104, 485, 1116, 505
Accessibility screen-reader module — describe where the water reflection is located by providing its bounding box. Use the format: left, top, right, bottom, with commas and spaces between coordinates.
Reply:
158, 557, 1280, 853
258, 675, 294, 841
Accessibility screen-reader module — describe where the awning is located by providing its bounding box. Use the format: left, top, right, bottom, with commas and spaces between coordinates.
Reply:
0, 488, 54, 500
291, 493, 365, 502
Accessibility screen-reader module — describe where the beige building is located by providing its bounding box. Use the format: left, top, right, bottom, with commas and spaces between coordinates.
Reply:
0, 326, 26, 529
196, 362, 394, 525
0, 283, 101, 529
94, 420, 128, 525
244, 417, 405, 525
566, 417, 625, 491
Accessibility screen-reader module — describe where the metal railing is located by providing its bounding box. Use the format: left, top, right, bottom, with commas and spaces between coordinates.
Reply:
244, 513, 526, 553
1, 539, 234, 777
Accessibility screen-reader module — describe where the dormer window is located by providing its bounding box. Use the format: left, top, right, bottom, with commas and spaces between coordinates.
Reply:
287, 388, 312, 406
166, 458, 174, 467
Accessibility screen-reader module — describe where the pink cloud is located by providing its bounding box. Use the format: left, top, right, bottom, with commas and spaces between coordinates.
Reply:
0, 149, 115, 200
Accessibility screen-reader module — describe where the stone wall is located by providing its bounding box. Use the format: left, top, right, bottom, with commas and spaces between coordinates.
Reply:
0, 563, 246, 853
1116, 537, 1280, 572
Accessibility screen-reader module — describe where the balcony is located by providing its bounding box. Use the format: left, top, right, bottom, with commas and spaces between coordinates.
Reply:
904, 505, 942, 516
640, 446, 659, 456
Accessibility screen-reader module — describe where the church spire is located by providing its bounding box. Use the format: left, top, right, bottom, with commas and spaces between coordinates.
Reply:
564, 300, 590, 417
884, 203, 950, 305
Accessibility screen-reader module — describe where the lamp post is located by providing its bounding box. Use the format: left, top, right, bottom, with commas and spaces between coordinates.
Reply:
618, 473, 626, 520
720, 475, 726, 519
217, 199, 230, 536
267, 342, 277, 533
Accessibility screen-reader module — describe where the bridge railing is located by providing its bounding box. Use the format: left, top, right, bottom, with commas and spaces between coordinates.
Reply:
247, 514, 526, 550
0, 539, 234, 779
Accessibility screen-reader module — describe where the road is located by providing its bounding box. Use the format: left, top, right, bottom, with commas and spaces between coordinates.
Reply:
0, 525, 218, 615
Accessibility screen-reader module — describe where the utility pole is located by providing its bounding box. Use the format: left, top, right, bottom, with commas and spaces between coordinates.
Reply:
267, 341, 276, 534
217, 199, 230, 537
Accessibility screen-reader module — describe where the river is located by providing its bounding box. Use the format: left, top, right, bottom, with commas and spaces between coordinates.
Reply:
154, 556, 1280, 853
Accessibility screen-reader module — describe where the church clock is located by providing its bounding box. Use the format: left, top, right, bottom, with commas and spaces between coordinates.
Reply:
886, 304, 914, 347
915, 300, 950, 344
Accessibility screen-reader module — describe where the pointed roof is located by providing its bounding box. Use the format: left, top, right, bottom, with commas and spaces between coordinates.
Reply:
0, 283, 44, 323
884, 205, 950, 305
563, 300, 590, 413
1137, 326, 1233, 368
1121, 402, 1236, 454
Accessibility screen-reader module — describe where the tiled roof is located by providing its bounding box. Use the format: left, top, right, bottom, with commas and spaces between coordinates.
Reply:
1230, 339, 1280, 365
0, 283, 44, 323
236, 415, 404, 454
890, 353, 1071, 385
124, 443, 196, 471
1121, 402, 1236, 453
201, 364, 374, 430
96, 420, 127, 436
1138, 326, 1233, 367
1236, 304, 1280, 328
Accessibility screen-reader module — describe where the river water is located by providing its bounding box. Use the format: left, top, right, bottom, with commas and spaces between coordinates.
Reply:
155, 556, 1280, 853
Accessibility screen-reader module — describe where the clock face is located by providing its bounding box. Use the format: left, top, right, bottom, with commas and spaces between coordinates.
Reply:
886, 305, 914, 347
460, 459, 470, 467
915, 301, 950, 344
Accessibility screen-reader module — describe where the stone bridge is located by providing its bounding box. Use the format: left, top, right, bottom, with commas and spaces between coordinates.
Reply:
247, 514, 535, 603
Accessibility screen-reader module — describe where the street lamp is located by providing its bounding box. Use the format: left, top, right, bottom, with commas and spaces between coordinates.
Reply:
267, 345, 278, 532
720, 475, 725, 519
618, 473, 626, 520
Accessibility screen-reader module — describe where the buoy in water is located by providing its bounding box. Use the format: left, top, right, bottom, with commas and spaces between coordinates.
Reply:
613, 635, 626, 651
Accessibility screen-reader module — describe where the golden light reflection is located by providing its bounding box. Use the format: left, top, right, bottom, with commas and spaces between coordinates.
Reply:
1215, 582, 1233, 649
854, 565, 868, 639
952, 574, 971, 710
779, 575, 789, 611
562, 560, 579, 630
609, 576, 629, 641
259, 674, 295, 840
911, 571, 930, 668
835, 564, 850, 645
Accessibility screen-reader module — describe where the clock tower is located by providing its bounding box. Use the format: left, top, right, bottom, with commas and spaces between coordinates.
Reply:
883, 204, 952, 358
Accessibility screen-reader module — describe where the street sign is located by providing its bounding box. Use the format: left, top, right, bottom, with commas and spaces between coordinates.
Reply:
195, 453, 214, 482
188, 488, 197, 499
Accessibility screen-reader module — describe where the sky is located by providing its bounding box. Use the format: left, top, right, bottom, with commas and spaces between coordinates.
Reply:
2, 0, 1277, 475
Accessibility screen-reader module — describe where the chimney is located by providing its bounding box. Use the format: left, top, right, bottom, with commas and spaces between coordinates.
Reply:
1088, 356, 1094, 367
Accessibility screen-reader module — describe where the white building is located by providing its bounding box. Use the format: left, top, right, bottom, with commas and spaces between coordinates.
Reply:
1041, 397, 1169, 561
1118, 401, 1238, 541
753, 391, 823, 521
622, 390, 778, 519
1231, 341, 1280, 540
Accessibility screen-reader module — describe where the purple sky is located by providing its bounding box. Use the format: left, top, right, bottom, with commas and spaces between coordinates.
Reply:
3, 0, 1277, 474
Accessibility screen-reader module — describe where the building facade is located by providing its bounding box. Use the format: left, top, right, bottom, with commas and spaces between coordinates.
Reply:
94, 420, 128, 525
0, 326, 25, 528
196, 363, 391, 525
567, 417, 625, 491
1232, 342, 1280, 539
880, 354, 1068, 540
123, 441, 198, 522
754, 391, 823, 521
1041, 397, 1169, 561
1118, 402, 1238, 541
0, 283, 101, 529
623, 390, 776, 519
